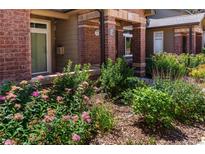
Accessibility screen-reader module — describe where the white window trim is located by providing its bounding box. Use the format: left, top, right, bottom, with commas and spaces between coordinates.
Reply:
124, 33, 133, 56
31, 18, 52, 75
153, 31, 164, 54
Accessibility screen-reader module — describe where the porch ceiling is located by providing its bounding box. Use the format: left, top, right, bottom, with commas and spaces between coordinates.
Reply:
31, 10, 70, 20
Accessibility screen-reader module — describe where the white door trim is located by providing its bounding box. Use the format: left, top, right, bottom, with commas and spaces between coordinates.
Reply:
31, 18, 52, 75
153, 31, 164, 54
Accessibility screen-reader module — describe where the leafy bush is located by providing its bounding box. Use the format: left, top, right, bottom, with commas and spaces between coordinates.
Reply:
0, 61, 96, 145
100, 58, 140, 97
202, 48, 205, 54
132, 87, 174, 128
150, 53, 186, 79
53, 60, 90, 93
154, 79, 205, 123
178, 53, 205, 69
52, 60, 94, 113
0, 80, 13, 95
189, 64, 205, 81
91, 105, 115, 133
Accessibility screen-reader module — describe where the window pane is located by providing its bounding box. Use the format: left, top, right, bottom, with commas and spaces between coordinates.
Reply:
125, 37, 132, 55
30, 23, 47, 29
31, 33, 47, 73
35, 23, 47, 29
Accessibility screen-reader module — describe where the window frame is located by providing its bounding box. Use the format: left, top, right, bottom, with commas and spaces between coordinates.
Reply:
153, 31, 164, 54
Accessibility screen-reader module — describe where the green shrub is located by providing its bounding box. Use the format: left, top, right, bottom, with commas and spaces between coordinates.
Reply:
0, 80, 13, 95
53, 60, 90, 93
100, 58, 136, 97
0, 79, 94, 145
0, 61, 95, 145
153, 79, 205, 123
202, 48, 205, 54
150, 53, 186, 79
132, 87, 174, 128
189, 64, 205, 81
52, 60, 94, 113
91, 105, 115, 133
178, 53, 205, 69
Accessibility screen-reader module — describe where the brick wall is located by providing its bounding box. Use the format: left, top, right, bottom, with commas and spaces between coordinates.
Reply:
0, 10, 31, 82
174, 33, 183, 54
78, 20, 101, 64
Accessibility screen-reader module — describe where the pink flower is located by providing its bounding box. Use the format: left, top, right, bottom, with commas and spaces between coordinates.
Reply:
42, 94, 49, 100
13, 113, 24, 121
43, 115, 55, 123
11, 86, 21, 92
0, 95, 5, 102
5, 92, 17, 101
72, 115, 79, 123
83, 95, 90, 102
36, 75, 44, 81
4, 139, 16, 145
32, 91, 39, 97
19, 80, 28, 85
56, 96, 63, 103
81, 112, 91, 123
72, 134, 81, 142
62, 114, 71, 122
14, 104, 21, 109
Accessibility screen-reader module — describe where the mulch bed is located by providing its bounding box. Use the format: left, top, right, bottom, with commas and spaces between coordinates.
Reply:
89, 95, 205, 145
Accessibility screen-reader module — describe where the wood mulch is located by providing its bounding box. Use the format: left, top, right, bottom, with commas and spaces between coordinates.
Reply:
89, 94, 205, 145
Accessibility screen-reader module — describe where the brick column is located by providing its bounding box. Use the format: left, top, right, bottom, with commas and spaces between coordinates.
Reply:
104, 16, 116, 61
0, 10, 31, 82
116, 25, 124, 57
132, 23, 146, 77
192, 32, 196, 54
174, 33, 183, 54
78, 20, 100, 65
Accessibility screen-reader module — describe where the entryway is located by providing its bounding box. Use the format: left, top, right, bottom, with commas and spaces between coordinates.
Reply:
31, 19, 51, 75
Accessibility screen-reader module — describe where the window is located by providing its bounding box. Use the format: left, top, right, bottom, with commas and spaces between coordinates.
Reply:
123, 33, 133, 56
153, 31, 164, 53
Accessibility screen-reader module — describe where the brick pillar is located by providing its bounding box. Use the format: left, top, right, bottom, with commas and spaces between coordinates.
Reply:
174, 33, 183, 54
132, 23, 146, 77
192, 32, 196, 54
116, 25, 124, 57
186, 33, 190, 53
196, 33, 202, 54
0, 10, 31, 82
78, 20, 100, 65
104, 16, 116, 61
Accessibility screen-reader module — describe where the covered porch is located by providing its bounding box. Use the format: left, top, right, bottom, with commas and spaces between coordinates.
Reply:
30, 9, 147, 81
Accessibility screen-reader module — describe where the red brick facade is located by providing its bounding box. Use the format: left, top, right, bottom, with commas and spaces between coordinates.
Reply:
174, 31, 203, 54
78, 20, 101, 64
132, 23, 146, 76
104, 16, 117, 61
0, 9, 148, 83
0, 10, 31, 82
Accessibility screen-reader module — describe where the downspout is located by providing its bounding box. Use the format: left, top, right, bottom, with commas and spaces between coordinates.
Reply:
96, 9, 105, 65
189, 26, 193, 54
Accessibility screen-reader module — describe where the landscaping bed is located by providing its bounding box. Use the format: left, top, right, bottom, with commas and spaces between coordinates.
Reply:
1, 53, 205, 145
90, 95, 205, 145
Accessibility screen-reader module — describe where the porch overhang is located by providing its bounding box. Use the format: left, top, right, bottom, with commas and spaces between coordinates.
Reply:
78, 10, 146, 24
31, 10, 70, 20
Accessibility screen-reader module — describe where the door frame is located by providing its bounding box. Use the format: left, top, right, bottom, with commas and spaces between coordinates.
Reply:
31, 18, 52, 75
153, 31, 164, 54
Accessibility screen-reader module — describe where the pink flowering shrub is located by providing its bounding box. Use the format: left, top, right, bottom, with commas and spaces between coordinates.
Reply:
0, 62, 96, 145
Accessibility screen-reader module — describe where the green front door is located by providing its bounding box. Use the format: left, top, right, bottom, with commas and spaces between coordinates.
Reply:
31, 33, 47, 74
